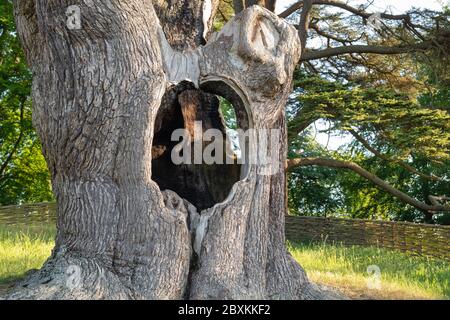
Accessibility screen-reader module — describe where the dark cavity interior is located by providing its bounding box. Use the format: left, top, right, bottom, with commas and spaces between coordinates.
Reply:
152, 82, 249, 211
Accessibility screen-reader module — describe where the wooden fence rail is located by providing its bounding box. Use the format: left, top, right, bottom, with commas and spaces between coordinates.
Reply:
0, 203, 449, 261
286, 216, 450, 261
0, 202, 57, 225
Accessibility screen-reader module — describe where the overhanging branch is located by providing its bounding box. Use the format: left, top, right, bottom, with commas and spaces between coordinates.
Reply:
279, 1, 304, 19
287, 157, 450, 213
300, 41, 433, 61
311, 0, 410, 21
275, 0, 443, 62
0, 99, 26, 179
349, 129, 445, 182
298, 0, 313, 52
279, 0, 410, 21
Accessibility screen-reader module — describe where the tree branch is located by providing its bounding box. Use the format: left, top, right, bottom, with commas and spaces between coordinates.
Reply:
311, 0, 410, 21
277, 0, 443, 62
429, 195, 450, 208
233, 0, 245, 13
309, 22, 365, 45
280, 0, 410, 21
288, 104, 322, 141
0, 99, 26, 179
234, 0, 276, 13
279, 1, 304, 19
287, 157, 450, 213
264, 0, 277, 12
300, 41, 434, 61
298, 0, 313, 52
349, 129, 445, 182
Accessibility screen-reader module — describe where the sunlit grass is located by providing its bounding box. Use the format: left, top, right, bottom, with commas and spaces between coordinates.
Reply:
288, 241, 450, 300
0, 224, 55, 285
0, 224, 449, 300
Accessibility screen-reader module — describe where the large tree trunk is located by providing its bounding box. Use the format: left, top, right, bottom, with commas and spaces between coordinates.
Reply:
8, 0, 336, 300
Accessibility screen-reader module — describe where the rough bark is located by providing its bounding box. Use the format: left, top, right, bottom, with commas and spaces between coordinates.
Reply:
7, 1, 339, 300
234, 0, 246, 14
234, 0, 276, 13
153, 0, 220, 50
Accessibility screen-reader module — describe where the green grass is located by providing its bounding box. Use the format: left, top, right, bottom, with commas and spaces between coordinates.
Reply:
0, 224, 55, 285
289, 241, 450, 300
0, 224, 449, 299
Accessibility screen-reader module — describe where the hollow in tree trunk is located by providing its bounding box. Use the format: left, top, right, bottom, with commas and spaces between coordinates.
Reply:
8, 1, 338, 300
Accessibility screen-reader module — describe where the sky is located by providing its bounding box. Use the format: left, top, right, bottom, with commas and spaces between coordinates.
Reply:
276, 0, 447, 150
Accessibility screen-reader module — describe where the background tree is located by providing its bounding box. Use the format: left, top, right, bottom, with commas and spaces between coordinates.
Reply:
218, 1, 450, 222
287, 71, 450, 224
0, 1, 52, 205
281, 1, 450, 223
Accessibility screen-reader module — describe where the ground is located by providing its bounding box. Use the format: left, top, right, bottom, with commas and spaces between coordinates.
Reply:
0, 224, 448, 300
289, 242, 450, 300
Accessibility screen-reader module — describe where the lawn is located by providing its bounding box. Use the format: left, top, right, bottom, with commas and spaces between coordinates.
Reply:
0, 224, 448, 299
288, 241, 450, 300
0, 225, 55, 288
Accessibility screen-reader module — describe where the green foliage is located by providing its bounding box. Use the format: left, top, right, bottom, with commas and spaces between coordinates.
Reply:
219, 96, 238, 130
0, 1, 53, 205
213, 1, 234, 31
287, 4, 450, 223
287, 71, 450, 223
0, 142, 53, 204
292, 71, 450, 162
288, 133, 345, 216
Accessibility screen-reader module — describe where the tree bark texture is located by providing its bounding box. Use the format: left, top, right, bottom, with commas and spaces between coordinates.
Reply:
7, 1, 338, 300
